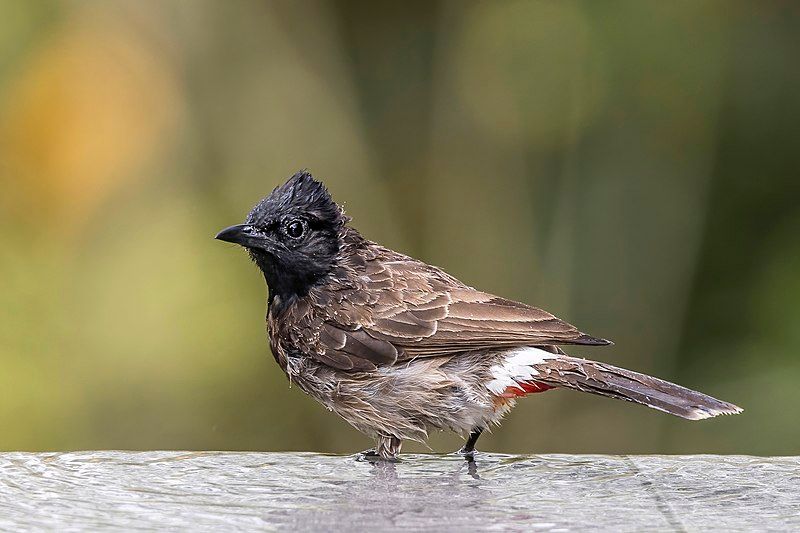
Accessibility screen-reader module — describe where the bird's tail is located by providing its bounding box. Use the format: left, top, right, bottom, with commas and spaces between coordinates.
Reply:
493, 347, 742, 420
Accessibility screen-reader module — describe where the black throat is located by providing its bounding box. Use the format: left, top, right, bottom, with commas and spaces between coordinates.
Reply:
250, 249, 329, 312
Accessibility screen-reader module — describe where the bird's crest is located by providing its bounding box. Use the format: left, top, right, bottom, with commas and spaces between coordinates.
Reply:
248, 170, 349, 227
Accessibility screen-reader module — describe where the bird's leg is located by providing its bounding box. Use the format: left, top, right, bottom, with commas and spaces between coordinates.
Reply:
458, 428, 484, 457
376, 435, 402, 461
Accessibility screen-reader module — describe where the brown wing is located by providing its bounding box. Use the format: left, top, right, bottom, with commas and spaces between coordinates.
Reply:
307, 245, 610, 371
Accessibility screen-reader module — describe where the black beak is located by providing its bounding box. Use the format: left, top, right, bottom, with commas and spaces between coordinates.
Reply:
215, 224, 272, 250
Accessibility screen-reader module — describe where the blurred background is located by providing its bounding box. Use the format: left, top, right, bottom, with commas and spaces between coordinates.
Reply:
1, 0, 798, 456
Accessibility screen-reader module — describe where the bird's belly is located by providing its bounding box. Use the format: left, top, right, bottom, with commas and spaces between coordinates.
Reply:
289, 356, 504, 442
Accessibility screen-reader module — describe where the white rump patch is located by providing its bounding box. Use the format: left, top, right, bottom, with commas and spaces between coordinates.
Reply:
486, 347, 559, 395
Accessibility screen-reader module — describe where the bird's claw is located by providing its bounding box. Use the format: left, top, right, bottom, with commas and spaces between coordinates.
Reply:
355, 449, 401, 463
455, 447, 477, 459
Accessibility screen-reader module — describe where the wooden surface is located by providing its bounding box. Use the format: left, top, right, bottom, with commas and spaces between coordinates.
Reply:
1, 452, 797, 531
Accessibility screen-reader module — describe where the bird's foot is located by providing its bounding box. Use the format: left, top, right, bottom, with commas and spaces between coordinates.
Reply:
455, 446, 478, 459
355, 448, 379, 462
355, 449, 400, 463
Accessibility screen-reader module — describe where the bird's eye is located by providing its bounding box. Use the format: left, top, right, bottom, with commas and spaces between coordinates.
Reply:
285, 219, 305, 239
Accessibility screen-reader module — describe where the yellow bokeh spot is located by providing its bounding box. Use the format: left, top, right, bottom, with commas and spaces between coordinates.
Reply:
0, 11, 182, 227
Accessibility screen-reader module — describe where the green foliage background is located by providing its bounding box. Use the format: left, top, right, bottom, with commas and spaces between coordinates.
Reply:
1, 1, 797, 455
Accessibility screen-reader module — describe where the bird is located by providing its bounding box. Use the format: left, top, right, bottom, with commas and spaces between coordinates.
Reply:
215, 170, 742, 460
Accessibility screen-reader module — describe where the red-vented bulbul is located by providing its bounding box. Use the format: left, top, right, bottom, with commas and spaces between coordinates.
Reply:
216, 171, 742, 460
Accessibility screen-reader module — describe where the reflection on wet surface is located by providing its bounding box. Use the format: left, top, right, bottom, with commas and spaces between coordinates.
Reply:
0, 452, 797, 531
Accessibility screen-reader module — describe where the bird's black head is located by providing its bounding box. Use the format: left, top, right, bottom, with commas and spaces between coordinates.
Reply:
216, 170, 349, 302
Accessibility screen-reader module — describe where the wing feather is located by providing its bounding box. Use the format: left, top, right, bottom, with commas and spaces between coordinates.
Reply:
307, 245, 610, 371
